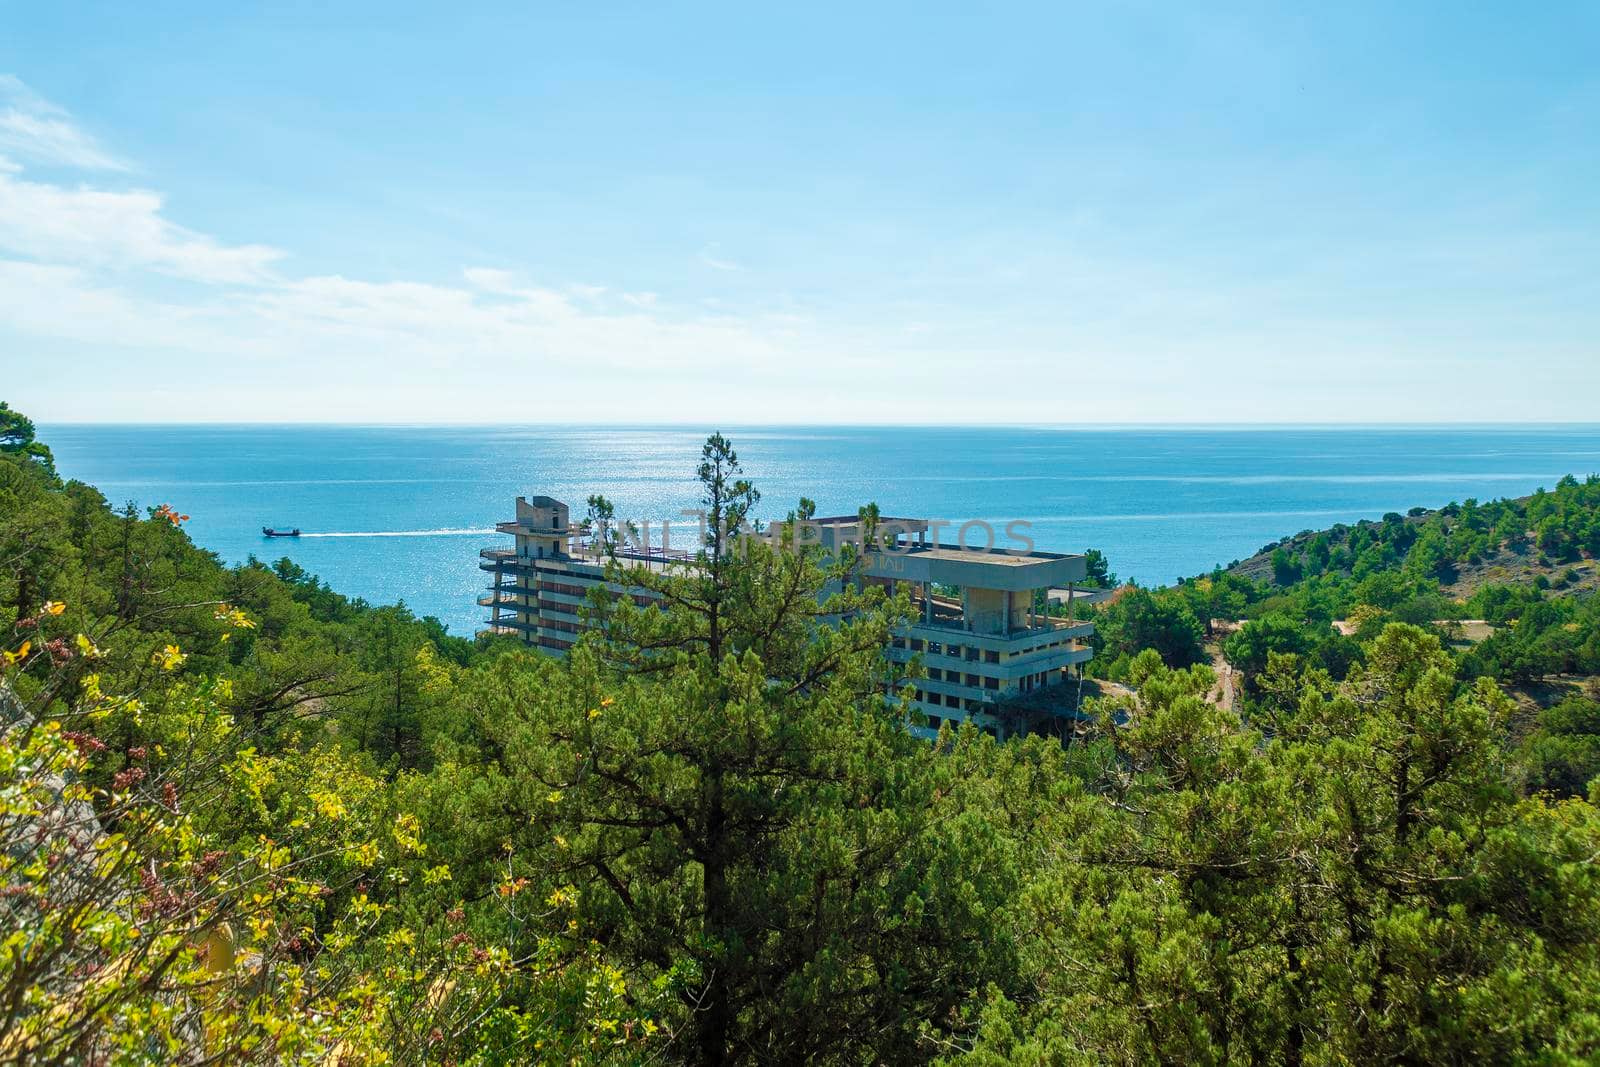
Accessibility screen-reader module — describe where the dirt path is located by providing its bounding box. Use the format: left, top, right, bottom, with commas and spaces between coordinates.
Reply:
1208, 647, 1237, 711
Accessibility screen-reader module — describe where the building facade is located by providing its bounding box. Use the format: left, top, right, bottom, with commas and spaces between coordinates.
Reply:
479, 497, 1096, 740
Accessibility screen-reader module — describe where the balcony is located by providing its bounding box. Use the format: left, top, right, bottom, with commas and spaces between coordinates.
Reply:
568, 542, 701, 568
477, 623, 530, 639
487, 579, 538, 594
483, 616, 540, 635
478, 592, 536, 608
913, 610, 1056, 640
496, 520, 568, 536
477, 549, 549, 578
479, 543, 696, 572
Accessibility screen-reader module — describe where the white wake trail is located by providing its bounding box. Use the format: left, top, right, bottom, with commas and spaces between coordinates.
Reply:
295, 528, 496, 538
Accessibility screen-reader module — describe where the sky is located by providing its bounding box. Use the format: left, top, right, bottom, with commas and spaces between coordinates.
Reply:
1, 2, 1597, 424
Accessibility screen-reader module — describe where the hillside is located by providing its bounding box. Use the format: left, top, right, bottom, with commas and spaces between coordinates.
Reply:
1225, 480, 1600, 600
1085, 475, 1600, 785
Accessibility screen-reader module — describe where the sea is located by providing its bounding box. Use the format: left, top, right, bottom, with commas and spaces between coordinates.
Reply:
40, 425, 1600, 638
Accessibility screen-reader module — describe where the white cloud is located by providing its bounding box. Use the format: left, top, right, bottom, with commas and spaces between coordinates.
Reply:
461, 267, 519, 294
0, 117, 809, 383
0, 260, 237, 352
0, 166, 283, 284
699, 243, 743, 272
460, 267, 587, 320
242, 273, 798, 378
0, 246, 836, 402
0, 75, 127, 171
0, 78, 279, 286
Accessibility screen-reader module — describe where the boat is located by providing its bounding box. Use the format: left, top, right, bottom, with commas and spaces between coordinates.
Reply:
262, 527, 302, 537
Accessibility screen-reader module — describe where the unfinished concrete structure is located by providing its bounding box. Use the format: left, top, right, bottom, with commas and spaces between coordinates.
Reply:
480, 499, 1095, 739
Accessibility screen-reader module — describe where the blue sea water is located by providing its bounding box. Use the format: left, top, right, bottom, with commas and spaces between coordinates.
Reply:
40, 425, 1600, 638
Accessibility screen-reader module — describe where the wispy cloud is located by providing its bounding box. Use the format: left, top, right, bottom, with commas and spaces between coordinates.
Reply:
0, 166, 283, 284
0, 75, 127, 171
0, 77, 281, 285
0, 147, 851, 419
699, 243, 743, 272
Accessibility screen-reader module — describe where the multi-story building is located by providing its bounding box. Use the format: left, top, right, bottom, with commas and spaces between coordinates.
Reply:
479, 496, 1096, 740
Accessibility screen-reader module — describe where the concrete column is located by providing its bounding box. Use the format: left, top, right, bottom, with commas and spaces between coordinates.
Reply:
492, 562, 502, 628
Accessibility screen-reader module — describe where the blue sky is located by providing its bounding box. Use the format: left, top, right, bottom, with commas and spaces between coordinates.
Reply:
2, 2, 1597, 423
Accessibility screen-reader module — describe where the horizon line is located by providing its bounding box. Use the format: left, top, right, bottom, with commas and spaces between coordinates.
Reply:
34, 419, 1600, 432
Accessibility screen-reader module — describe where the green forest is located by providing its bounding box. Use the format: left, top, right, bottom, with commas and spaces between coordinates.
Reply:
6, 401, 1600, 1064
1086, 474, 1600, 800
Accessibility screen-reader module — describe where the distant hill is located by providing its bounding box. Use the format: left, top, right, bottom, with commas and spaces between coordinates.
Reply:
1184, 480, 1600, 739
1224, 482, 1600, 601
